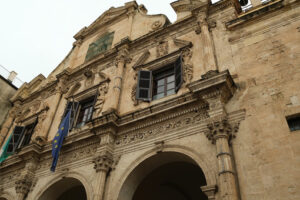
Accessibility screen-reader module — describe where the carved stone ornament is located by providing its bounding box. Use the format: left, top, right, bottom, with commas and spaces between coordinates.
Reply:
94, 82, 109, 117
131, 71, 139, 106
151, 20, 163, 31
15, 176, 32, 196
93, 152, 113, 172
156, 41, 168, 58
182, 47, 193, 83
205, 119, 239, 144
114, 48, 132, 66
84, 69, 95, 87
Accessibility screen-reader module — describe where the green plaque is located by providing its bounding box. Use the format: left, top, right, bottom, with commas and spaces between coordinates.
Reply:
85, 32, 114, 62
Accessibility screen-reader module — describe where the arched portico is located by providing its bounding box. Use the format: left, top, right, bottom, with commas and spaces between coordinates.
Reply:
35, 172, 93, 200
116, 145, 217, 200
0, 192, 14, 200
37, 177, 86, 200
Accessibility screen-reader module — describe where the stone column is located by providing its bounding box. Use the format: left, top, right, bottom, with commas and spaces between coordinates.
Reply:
196, 10, 218, 73
93, 151, 113, 200
205, 119, 239, 200
110, 47, 131, 112
15, 157, 38, 200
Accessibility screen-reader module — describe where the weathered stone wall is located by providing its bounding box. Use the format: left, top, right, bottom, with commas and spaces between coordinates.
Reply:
0, 76, 16, 128
0, 1, 299, 200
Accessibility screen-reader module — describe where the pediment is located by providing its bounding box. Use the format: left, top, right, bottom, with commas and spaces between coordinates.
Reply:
74, 2, 137, 40
10, 74, 45, 102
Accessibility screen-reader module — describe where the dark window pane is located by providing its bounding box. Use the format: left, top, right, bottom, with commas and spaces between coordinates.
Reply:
140, 80, 150, 88
287, 116, 300, 131
139, 89, 149, 98
140, 71, 151, 79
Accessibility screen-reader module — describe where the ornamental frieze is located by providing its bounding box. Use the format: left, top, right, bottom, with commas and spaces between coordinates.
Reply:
115, 107, 209, 146
36, 144, 97, 171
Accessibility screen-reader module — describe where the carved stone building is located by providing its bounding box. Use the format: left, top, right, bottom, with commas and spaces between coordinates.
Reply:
0, 0, 299, 199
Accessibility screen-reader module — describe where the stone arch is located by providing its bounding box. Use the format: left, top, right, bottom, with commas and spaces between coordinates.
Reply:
0, 191, 14, 200
35, 171, 93, 200
114, 144, 216, 200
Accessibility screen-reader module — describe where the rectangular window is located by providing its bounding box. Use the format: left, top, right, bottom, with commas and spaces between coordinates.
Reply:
17, 123, 36, 148
61, 95, 97, 130
287, 116, 300, 132
6, 118, 38, 153
136, 55, 182, 101
75, 97, 95, 128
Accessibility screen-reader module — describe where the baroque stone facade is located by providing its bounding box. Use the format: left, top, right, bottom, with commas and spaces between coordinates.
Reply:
0, 0, 300, 200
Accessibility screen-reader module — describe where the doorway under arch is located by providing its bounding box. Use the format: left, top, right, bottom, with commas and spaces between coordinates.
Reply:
118, 152, 208, 200
38, 177, 87, 200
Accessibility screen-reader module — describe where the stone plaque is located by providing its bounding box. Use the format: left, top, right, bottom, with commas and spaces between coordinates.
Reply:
85, 32, 114, 61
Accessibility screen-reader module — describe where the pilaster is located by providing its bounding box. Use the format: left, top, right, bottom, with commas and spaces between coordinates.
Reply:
110, 39, 132, 112
93, 151, 113, 200
193, 4, 218, 73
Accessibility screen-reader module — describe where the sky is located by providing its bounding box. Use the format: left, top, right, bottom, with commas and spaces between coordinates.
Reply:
0, 0, 177, 87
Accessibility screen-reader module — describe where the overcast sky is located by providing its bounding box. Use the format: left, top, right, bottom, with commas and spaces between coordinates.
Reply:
0, 0, 177, 86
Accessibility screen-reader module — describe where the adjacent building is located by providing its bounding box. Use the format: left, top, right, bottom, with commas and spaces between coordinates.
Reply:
0, 71, 17, 131
0, 0, 299, 199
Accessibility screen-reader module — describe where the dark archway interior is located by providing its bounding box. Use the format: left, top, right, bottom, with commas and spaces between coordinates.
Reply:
38, 177, 87, 200
133, 162, 208, 200
0, 198, 8, 200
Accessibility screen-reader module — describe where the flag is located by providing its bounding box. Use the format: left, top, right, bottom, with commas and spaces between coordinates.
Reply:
0, 133, 13, 163
50, 110, 71, 172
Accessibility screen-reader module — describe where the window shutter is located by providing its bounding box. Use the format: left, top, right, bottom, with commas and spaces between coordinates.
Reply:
61, 101, 79, 129
136, 70, 152, 101
21, 118, 38, 147
175, 55, 183, 92
6, 126, 25, 153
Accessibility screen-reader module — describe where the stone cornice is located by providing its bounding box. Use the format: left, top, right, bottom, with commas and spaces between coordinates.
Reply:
226, 0, 284, 30
187, 70, 236, 103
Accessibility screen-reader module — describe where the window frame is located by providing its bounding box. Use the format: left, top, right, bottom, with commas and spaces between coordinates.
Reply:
136, 55, 183, 101
286, 115, 300, 132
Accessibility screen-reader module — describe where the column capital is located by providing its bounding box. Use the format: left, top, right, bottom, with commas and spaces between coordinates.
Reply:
15, 176, 32, 197
114, 48, 132, 66
205, 118, 239, 144
200, 185, 217, 200
93, 151, 113, 173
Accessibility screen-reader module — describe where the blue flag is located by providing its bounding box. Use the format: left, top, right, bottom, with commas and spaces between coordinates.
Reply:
51, 110, 71, 172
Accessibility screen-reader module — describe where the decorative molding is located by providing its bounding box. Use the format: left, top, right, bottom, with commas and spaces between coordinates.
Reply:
200, 185, 217, 200
132, 50, 150, 69
226, 0, 284, 30
93, 151, 113, 172
173, 38, 192, 48
94, 82, 110, 117
15, 176, 32, 196
182, 47, 193, 83
114, 48, 132, 66
204, 119, 239, 144
151, 20, 163, 31
156, 41, 169, 58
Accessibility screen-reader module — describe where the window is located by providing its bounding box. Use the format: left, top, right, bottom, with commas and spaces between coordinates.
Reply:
136, 55, 183, 101
61, 95, 97, 130
6, 119, 38, 153
287, 116, 300, 132
75, 97, 95, 128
